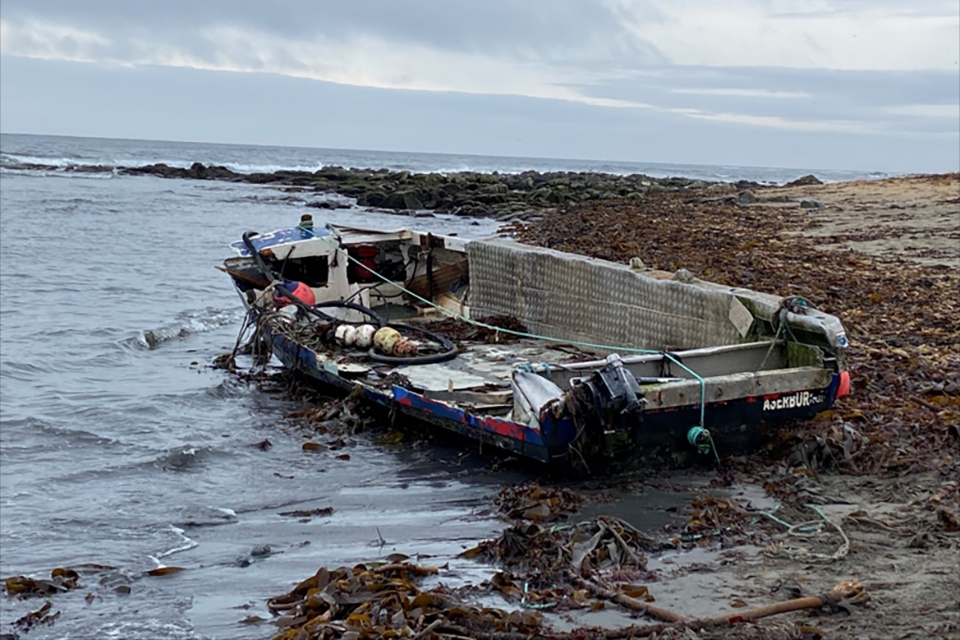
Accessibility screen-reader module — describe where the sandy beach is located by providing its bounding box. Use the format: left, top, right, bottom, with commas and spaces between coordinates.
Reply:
760, 173, 960, 269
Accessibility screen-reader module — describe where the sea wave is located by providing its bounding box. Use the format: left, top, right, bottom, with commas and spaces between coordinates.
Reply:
0, 165, 116, 179
124, 307, 243, 351
0, 147, 895, 185
153, 445, 234, 473
1, 151, 328, 176
0, 416, 122, 447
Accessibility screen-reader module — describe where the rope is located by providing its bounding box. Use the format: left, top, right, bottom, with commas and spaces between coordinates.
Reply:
687, 426, 721, 466
755, 295, 817, 373
761, 503, 850, 563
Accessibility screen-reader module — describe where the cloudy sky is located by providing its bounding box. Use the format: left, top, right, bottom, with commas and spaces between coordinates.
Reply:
1, 0, 958, 173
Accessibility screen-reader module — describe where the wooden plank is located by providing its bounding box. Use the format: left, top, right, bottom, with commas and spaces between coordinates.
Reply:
216, 265, 270, 288
405, 260, 468, 300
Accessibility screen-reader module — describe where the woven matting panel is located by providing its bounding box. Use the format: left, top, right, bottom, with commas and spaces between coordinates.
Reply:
468, 239, 742, 352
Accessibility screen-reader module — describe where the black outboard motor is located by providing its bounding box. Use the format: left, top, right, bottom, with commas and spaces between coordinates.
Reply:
572, 354, 646, 457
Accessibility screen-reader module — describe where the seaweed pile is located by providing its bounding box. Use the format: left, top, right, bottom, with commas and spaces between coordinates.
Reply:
422, 315, 529, 345
265, 560, 548, 640
493, 483, 586, 522
512, 190, 959, 480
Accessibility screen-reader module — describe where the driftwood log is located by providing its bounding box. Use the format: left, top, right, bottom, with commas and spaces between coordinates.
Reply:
574, 577, 867, 638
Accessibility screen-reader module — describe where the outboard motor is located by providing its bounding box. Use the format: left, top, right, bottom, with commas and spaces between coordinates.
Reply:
571, 354, 645, 457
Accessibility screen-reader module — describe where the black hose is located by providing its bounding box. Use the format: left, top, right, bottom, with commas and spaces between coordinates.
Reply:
312, 301, 386, 327
242, 231, 273, 279
368, 323, 458, 365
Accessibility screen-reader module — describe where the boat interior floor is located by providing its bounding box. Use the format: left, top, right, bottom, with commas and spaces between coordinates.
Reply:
339, 334, 586, 416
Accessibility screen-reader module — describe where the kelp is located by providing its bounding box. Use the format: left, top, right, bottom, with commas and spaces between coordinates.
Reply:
265, 561, 544, 640
493, 484, 585, 523
460, 516, 662, 579
422, 315, 529, 345
3, 568, 81, 598
12, 601, 60, 632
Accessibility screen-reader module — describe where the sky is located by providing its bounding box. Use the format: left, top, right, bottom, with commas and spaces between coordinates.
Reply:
1, 0, 958, 173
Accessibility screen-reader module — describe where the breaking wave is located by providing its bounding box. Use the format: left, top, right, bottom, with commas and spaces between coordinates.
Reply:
0, 148, 895, 185
124, 307, 243, 351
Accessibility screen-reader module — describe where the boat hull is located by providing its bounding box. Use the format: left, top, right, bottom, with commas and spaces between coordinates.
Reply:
265, 324, 838, 471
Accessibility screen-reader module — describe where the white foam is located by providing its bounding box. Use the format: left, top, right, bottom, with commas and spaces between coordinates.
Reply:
154, 524, 199, 560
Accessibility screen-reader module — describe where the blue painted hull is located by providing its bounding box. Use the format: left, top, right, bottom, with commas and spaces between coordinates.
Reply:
265, 324, 839, 470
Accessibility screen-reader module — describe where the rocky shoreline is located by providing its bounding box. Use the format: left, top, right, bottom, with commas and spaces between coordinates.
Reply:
121, 161, 723, 219
16, 158, 832, 220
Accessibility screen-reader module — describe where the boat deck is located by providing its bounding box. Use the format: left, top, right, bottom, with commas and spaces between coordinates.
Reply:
383, 339, 585, 413
269, 311, 588, 414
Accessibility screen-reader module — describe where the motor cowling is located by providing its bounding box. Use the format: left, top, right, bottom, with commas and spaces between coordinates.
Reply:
570, 354, 645, 458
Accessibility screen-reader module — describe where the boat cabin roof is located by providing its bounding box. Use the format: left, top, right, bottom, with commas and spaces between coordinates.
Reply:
230, 224, 470, 260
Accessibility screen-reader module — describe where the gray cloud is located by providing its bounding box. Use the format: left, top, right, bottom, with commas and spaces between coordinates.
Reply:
570, 66, 959, 134
0, 0, 667, 64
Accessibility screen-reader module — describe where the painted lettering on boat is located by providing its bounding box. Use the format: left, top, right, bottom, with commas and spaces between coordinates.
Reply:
762, 391, 825, 411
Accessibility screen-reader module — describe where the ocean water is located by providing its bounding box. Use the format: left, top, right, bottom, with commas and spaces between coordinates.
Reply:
0, 134, 521, 640
0, 133, 880, 639
1, 132, 890, 184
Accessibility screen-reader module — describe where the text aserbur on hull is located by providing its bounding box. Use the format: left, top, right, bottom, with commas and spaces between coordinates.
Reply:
220, 213, 851, 471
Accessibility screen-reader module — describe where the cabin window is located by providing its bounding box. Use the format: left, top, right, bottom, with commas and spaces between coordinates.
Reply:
274, 256, 329, 287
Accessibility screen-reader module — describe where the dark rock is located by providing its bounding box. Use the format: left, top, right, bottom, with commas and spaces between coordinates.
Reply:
786, 174, 823, 187
737, 190, 757, 205
402, 191, 425, 210
356, 190, 387, 207
106, 160, 725, 221
245, 172, 282, 184
379, 189, 426, 210
205, 165, 240, 180
800, 199, 823, 209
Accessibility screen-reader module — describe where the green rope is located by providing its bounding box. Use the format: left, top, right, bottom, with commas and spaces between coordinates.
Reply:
759, 504, 822, 534
283, 226, 713, 429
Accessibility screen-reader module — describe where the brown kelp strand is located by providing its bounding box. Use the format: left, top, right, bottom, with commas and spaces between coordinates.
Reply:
3, 568, 82, 598
265, 561, 546, 640
493, 484, 586, 523
421, 315, 530, 345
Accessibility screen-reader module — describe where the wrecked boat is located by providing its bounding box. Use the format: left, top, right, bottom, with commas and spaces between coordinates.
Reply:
221, 214, 851, 470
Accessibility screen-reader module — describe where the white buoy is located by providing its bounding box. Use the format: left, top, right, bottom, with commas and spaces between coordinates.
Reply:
355, 324, 376, 348
343, 325, 358, 346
